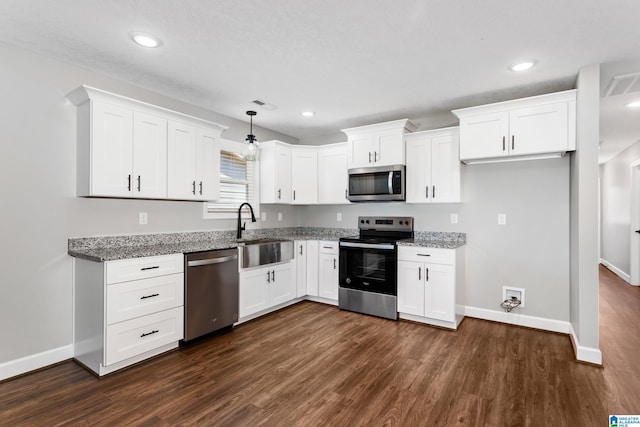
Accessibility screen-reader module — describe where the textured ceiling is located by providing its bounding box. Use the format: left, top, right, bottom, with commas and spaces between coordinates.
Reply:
0, 0, 639, 158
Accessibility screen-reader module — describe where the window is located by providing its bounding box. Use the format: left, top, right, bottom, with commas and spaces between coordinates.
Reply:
204, 139, 259, 219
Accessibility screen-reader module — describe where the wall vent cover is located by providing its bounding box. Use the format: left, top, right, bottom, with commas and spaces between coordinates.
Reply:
251, 99, 277, 110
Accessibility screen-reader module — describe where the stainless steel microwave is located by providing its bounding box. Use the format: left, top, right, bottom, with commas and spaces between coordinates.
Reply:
347, 165, 405, 202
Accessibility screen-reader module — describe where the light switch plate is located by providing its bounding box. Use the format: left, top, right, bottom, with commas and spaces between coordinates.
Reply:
261, 212, 266, 221
278, 212, 283, 221
450, 213, 458, 224
337, 213, 342, 222
498, 213, 506, 225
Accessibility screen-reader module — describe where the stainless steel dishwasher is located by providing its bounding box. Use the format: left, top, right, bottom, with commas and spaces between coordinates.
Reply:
183, 248, 239, 342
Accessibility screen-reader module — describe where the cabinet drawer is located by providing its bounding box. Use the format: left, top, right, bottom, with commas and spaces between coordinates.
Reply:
106, 273, 184, 324
106, 254, 183, 284
397, 247, 454, 265
319, 241, 338, 254
105, 307, 184, 366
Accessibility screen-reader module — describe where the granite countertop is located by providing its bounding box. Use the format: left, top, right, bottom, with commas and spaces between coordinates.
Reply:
68, 228, 466, 262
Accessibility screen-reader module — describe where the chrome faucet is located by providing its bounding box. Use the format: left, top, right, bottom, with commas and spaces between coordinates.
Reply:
237, 202, 257, 239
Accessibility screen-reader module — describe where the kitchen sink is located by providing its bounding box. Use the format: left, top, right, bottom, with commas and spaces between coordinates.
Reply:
237, 238, 294, 268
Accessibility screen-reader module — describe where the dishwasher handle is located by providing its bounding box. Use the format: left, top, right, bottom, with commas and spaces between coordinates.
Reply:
187, 255, 238, 267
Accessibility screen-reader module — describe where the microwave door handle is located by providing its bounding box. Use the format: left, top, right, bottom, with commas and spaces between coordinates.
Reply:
388, 171, 393, 194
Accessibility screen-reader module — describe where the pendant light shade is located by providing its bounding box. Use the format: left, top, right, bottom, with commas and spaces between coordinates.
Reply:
245, 110, 259, 161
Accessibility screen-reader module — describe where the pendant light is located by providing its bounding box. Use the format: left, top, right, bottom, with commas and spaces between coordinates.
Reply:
245, 110, 259, 161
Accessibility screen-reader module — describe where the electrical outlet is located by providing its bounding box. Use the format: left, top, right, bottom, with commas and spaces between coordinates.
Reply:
337, 213, 342, 222
278, 212, 283, 221
138, 212, 148, 225
450, 213, 458, 224
498, 213, 506, 225
261, 212, 266, 221
502, 286, 525, 308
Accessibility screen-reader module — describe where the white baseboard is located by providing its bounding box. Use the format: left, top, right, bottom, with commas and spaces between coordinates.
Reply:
569, 324, 603, 365
0, 345, 73, 382
463, 305, 570, 334
600, 258, 631, 283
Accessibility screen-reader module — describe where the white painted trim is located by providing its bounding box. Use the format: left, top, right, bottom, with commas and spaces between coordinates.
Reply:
463, 305, 570, 334
0, 345, 73, 381
305, 296, 338, 306
600, 258, 632, 284
630, 159, 640, 286
569, 324, 603, 365
399, 312, 457, 330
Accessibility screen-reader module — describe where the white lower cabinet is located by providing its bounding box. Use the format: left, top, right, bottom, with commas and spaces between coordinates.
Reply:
295, 240, 307, 298
397, 246, 464, 329
318, 241, 339, 301
239, 261, 295, 319
74, 253, 184, 376
306, 240, 319, 297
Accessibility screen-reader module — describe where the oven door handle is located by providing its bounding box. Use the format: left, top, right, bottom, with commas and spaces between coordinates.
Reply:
388, 171, 393, 194
339, 241, 395, 250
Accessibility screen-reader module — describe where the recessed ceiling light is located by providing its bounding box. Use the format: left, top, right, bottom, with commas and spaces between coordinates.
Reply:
130, 32, 162, 48
301, 111, 315, 117
626, 101, 640, 108
510, 61, 536, 72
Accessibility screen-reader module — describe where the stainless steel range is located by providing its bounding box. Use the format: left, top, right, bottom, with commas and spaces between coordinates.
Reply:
338, 216, 414, 320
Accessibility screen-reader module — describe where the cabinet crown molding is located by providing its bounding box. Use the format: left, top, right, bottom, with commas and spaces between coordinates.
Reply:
452, 89, 576, 119
66, 85, 228, 133
341, 118, 417, 136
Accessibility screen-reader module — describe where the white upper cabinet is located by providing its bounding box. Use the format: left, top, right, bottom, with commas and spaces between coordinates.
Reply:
317, 143, 349, 204
453, 90, 576, 164
167, 121, 222, 201
67, 85, 227, 200
291, 147, 318, 205
405, 127, 461, 204
342, 119, 416, 168
260, 140, 292, 204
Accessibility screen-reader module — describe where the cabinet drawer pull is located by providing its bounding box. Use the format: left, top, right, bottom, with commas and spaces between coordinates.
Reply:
293, 190, 296, 201
267, 271, 271, 283
418, 266, 421, 281
426, 268, 429, 282
278, 189, 281, 199
369, 152, 372, 163
192, 181, 196, 195
140, 266, 160, 271
323, 246, 333, 249
345, 189, 348, 199
333, 258, 337, 270
433, 185, 436, 199
140, 293, 159, 300
502, 136, 506, 151
199, 181, 203, 195
299, 245, 303, 256
426, 186, 429, 198
374, 151, 378, 162
140, 329, 159, 338
271, 270, 275, 281
512, 135, 515, 150
127, 174, 132, 191
137, 175, 141, 192
417, 254, 431, 257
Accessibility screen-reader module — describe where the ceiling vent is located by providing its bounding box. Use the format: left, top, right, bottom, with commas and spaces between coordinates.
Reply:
603, 72, 640, 97
251, 99, 277, 110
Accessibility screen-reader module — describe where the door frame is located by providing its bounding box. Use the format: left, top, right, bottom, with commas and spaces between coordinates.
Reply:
629, 159, 640, 286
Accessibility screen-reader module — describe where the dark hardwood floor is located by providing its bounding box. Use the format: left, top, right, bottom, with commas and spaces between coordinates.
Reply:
1, 265, 639, 426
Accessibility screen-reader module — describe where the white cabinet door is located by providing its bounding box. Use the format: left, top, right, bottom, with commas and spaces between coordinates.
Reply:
260, 141, 292, 204
431, 133, 460, 203
196, 127, 220, 201
275, 145, 292, 203
348, 133, 375, 168
295, 241, 307, 297
91, 100, 133, 197
458, 112, 509, 161
132, 111, 167, 198
424, 263, 455, 322
405, 135, 431, 203
239, 267, 270, 318
509, 102, 568, 156
167, 121, 197, 200
306, 240, 319, 296
397, 261, 425, 316
317, 144, 349, 204
270, 263, 296, 306
375, 128, 405, 166
291, 149, 318, 204
318, 252, 339, 300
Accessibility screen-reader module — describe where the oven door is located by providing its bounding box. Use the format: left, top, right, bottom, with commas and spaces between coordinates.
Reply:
339, 241, 397, 295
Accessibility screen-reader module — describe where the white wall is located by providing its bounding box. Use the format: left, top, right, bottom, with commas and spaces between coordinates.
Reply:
0, 42, 298, 366
300, 158, 571, 321
600, 140, 640, 276
569, 64, 601, 363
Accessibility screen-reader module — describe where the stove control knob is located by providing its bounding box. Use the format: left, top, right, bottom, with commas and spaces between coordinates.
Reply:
360, 219, 364, 224
346, 277, 351, 284
365, 220, 370, 224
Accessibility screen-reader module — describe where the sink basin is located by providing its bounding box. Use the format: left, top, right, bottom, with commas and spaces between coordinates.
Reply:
238, 238, 294, 268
